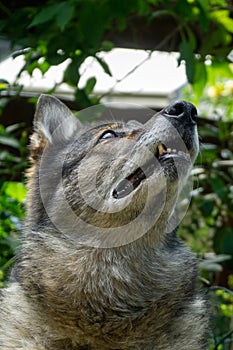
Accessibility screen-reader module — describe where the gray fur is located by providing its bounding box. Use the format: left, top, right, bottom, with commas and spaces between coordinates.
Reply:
0, 96, 210, 349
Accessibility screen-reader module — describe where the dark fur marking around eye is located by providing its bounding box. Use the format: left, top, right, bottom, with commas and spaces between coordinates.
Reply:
98, 130, 118, 142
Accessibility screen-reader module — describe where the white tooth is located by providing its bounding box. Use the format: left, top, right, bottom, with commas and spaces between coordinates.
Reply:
172, 149, 177, 153
167, 148, 172, 153
158, 143, 165, 155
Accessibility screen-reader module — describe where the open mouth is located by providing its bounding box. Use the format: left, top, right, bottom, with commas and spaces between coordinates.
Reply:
112, 143, 190, 199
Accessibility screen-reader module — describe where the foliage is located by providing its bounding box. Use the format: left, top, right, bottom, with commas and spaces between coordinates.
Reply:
181, 117, 233, 348
208, 286, 233, 349
0, 123, 28, 180
180, 80, 233, 349
180, 118, 233, 257
185, 59, 233, 111
0, 0, 233, 346
0, 122, 28, 285
181, 74, 233, 263
0, 181, 25, 286
0, 0, 232, 106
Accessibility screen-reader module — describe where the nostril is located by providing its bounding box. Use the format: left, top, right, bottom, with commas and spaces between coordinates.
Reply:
165, 100, 198, 124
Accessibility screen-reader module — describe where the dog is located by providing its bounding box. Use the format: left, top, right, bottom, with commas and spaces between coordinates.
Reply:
0, 95, 210, 349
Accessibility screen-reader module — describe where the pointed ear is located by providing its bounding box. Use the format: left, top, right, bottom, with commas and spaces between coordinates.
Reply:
30, 95, 80, 160
33, 94, 80, 141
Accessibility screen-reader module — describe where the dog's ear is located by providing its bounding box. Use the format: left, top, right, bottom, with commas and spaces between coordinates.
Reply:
30, 95, 80, 159
33, 94, 79, 142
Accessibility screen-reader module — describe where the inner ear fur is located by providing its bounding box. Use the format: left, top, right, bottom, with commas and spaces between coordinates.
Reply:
30, 94, 80, 160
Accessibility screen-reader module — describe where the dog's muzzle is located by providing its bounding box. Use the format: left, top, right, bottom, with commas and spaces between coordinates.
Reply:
112, 101, 197, 200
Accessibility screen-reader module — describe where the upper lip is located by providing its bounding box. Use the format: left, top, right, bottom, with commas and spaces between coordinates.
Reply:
112, 142, 190, 199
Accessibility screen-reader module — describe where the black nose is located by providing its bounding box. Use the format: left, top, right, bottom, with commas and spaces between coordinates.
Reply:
164, 100, 197, 125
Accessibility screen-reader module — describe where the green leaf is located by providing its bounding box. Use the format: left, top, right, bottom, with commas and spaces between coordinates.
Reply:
210, 177, 228, 201
192, 61, 207, 99
197, 0, 209, 12
46, 36, 70, 65
0, 136, 20, 149
26, 60, 39, 76
0, 79, 9, 85
150, 9, 171, 20
3, 182, 26, 202
101, 41, 114, 52
178, 40, 195, 83
0, 83, 8, 91
38, 60, 50, 75
12, 48, 31, 59
5, 124, 22, 133
199, 261, 223, 272
174, 0, 192, 19
200, 199, 215, 217
211, 10, 233, 33
214, 228, 233, 269
186, 27, 197, 52
84, 77, 97, 95
196, 0, 210, 31
29, 2, 74, 31
47, 51, 66, 66
0, 236, 20, 254
56, 3, 74, 31
0, 151, 21, 163
206, 61, 233, 85
74, 89, 92, 108
64, 60, 80, 87
95, 56, 112, 76
79, 3, 109, 47
29, 4, 59, 27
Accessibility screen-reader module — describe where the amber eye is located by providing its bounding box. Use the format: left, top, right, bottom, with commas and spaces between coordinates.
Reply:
98, 130, 118, 142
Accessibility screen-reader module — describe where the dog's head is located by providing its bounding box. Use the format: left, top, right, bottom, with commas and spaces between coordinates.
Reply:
28, 95, 199, 247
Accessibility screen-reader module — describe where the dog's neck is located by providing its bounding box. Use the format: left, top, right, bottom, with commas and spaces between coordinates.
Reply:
17, 230, 197, 312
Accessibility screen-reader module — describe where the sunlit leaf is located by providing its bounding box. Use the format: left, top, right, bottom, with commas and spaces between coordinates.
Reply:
207, 61, 233, 85
3, 182, 26, 202
211, 10, 233, 33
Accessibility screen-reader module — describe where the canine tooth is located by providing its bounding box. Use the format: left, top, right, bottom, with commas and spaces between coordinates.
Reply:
158, 143, 165, 156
